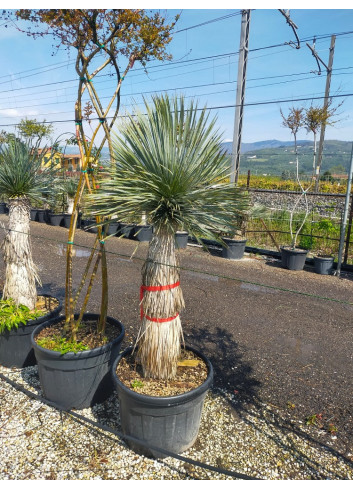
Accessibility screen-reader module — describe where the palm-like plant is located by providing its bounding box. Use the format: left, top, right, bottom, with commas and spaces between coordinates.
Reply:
88, 95, 250, 379
0, 138, 58, 309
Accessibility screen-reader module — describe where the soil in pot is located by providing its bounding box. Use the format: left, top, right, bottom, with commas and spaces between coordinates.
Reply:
0, 295, 62, 368
117, 348, 208, 396
113, 346, 213, 459
32, 314, 125, 410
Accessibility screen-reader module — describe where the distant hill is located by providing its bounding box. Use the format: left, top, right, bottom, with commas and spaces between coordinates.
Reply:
61, 140, 351, 176
222, 140, 352, 176
222, 139, 317, 154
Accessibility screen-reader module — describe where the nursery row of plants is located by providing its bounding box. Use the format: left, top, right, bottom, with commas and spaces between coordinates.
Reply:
237, 174, 349, 194
246, 210, 346, 259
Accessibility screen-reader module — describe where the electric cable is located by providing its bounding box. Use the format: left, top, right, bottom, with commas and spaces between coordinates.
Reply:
0, 223, 351, 306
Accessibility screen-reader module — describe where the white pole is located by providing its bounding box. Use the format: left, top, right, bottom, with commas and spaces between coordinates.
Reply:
336, 141, 353, 276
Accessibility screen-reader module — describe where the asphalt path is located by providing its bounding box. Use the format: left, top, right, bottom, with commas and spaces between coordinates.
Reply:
0, 215, 352, 458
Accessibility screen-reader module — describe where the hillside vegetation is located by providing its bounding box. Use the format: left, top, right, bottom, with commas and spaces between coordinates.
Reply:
223, 140, 351, 177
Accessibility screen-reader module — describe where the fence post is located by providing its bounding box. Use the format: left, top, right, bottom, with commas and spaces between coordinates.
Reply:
336, 142, 353, 276
247, 170, 251, 189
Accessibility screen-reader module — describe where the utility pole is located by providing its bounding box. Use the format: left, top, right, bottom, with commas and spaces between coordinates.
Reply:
230, 9, 251, 185
230, 9, 300, 184
307, 35, 336, 192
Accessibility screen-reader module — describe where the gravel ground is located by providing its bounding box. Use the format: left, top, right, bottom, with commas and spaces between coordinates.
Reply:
0, 365, 351, 480
0, 217, 352, 480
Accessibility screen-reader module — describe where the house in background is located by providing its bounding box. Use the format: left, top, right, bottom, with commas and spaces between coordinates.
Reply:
40, 150, 83, 172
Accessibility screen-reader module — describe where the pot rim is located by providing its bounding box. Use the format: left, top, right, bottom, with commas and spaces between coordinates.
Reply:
31, 313, 125, 359
222, 237, 247, 244
112, 345, 213, 405
280, 246, 308, 254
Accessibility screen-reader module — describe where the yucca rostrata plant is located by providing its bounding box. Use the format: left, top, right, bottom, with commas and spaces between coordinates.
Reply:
0, 138, 58, 309
88, 94, 250, 379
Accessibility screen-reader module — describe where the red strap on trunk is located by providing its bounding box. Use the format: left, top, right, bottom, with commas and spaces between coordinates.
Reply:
140, 281, 180, 322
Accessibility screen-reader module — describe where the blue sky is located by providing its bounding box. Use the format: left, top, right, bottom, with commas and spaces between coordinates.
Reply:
0, 7, 353, 146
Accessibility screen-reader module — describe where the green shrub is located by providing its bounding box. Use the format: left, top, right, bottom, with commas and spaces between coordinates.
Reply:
0, 298, 44, 334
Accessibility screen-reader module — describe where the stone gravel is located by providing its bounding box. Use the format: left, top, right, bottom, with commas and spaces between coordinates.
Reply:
0, 364, 351, 480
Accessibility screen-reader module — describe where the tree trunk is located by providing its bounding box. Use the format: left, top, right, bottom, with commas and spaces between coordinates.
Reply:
2, 198, 39, 309
137, 230, 185, 379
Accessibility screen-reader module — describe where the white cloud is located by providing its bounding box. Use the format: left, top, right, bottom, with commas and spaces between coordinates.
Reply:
0, 108, 39, 118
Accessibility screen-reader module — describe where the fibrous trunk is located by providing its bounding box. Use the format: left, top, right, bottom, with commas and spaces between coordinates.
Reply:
2, 198, 39, 309
137, 230, 185, 379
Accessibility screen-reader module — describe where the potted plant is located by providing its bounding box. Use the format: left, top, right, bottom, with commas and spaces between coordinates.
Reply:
62, 177, 80, 229
279, 104, 341, 271
88, 94, 249, 457
220, 211, 248, 260
48, 185, 66, 226
279, 107, 312, 270
8, 9, 178, 410
0, 138, 62, 367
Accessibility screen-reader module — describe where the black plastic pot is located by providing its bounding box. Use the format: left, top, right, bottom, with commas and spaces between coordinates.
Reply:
49, 213, 64, 226
132, 225, 153, 242
30, 209, 39, 221
63, 213, 73, 229
107, 222, 120, 236
112, 346, 213, 459
37, 209, 49, 224
82, 218, 98, 233
63, 213, 81, 229
0, 203, 8, 214
281, 247, 308, 271
221, 238, 247, 260
0, 295, 62, 368
119, 223, 134, 239
32, 314, 125, 410
314, 256, 334, 275
175, 232, 188, 249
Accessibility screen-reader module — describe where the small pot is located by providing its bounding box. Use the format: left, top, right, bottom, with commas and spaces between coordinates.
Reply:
314, 255, 334, 275
281, 246, 308, 271
63, 213, 81, 229
175, 231, 188, 249
37, 209, 49, 224
119, 223, 134, 239
0, 295, 62, 368
49, 213, 64, 226
30, 209, 39, 221
106, 222, 120, 236
132, 225, 153, 242
221, 238, 247, 260
112, 346, 213, 459
0, 203, 8, 214
82, 218, 98, 233
32, 313, 125, 410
